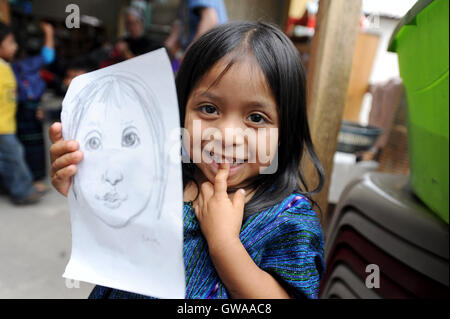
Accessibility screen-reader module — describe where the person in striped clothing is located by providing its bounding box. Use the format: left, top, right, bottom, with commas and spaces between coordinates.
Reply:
49, 21, 326, 299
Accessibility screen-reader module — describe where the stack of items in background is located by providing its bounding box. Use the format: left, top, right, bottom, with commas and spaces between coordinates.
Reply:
321, 0, 449, 299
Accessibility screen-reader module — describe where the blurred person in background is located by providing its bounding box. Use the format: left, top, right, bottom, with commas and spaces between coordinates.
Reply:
45, 57, 95, 122
102, 5, 160, 67
13, 21, 55, 193
0, 22, 43, 205
62, 59, 94, 91
165, 0, 228, 71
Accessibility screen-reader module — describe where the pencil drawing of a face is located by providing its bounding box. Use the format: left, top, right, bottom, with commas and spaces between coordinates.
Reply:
68, 74, 165, 228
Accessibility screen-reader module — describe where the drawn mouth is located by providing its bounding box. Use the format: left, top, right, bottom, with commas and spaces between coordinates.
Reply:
95, 192, 128, 209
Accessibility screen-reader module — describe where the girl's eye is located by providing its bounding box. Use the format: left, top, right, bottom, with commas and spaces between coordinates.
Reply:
199, 105, 218, 115
86, 136, 102, 151
122, 131, 140, 148
248, 113, 266, 124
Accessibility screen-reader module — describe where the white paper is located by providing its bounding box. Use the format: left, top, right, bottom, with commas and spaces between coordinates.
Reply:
61, 49, 185, 299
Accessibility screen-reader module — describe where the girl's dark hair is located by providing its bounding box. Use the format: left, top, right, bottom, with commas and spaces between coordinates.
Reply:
0, 22, 12, 44
176, 21, 325, 219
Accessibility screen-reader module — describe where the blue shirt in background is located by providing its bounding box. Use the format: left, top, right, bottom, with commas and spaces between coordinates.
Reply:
12, 46, 55, 103
180, 0, 228, 49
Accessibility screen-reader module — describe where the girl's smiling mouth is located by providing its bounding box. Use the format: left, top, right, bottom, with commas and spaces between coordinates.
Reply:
95, 191, 128, 209
203, 149, 248, 175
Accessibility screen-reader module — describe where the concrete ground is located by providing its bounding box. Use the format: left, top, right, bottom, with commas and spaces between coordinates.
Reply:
0, 185, 94, 298
0, 98, 94, 299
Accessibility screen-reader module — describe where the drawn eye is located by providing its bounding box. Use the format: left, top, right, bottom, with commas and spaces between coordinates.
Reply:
248, 113, 266, 124
85, 132, 102, 151
122, 128, 140, 148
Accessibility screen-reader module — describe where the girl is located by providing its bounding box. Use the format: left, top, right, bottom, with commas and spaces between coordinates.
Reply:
49, 21, 326, 299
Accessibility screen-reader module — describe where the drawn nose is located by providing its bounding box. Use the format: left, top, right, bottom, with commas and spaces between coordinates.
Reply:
104, 169, 123, 186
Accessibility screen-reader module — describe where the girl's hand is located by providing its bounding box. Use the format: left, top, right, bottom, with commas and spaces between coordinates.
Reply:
194, 163, 246, 251
49, 122, 83, 197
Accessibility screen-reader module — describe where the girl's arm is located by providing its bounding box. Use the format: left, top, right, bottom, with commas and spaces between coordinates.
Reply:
208, 236, 292, 299
194, 164, 292, 299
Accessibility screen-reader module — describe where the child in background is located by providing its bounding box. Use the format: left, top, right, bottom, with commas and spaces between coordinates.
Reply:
44, 58, 94, 122
0, 22, 42, 204
13, 21, 55, 192
48, 21, 326, 298
62, 59, 92, 91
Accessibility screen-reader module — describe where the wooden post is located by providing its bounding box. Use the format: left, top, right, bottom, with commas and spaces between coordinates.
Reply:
343, 31, 380, 122
0, 0, 11, 25
304, 0, 362, 227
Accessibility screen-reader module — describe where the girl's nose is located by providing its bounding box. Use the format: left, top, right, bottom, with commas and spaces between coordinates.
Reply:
217, 120, 247, 147
103, 169, 124, 186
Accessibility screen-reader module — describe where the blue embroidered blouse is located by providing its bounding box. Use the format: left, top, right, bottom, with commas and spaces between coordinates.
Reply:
88, 193, 325, 299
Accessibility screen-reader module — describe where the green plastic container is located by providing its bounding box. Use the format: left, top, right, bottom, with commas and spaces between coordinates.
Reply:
389, 0, 449, 223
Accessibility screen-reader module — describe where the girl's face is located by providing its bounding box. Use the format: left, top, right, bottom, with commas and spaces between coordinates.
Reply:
184, 57, 279, 189
75, 100, 154, 227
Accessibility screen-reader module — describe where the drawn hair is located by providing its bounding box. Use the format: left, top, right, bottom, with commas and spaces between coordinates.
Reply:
64, 73, 167, 222
176, 21, 325, 219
